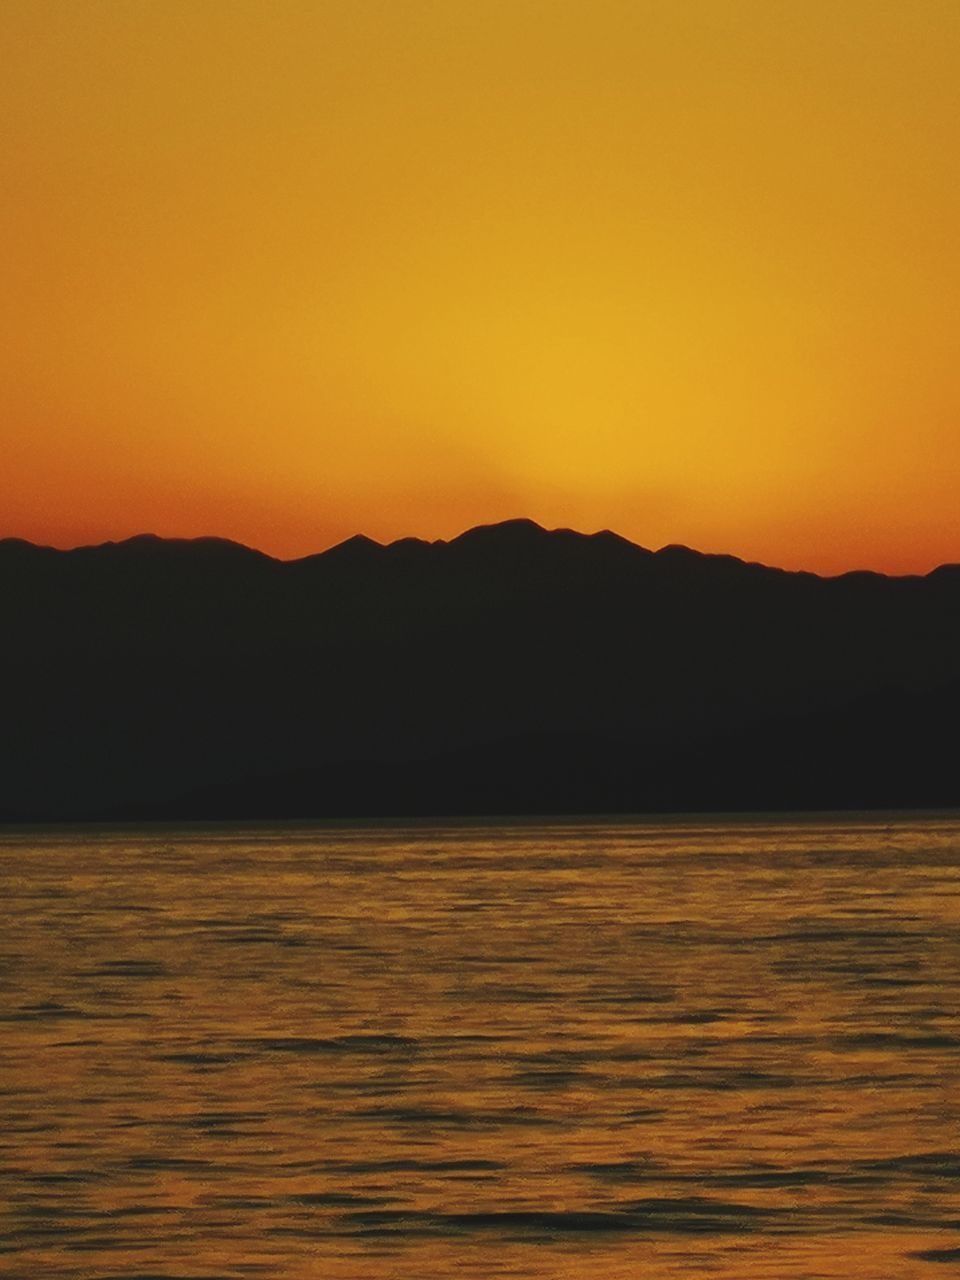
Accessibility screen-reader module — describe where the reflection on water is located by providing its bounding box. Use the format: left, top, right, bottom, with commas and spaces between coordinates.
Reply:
3, 814, 960, 1277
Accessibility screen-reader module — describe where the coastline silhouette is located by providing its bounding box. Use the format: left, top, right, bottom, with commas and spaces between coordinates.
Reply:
2, 518, 958, 821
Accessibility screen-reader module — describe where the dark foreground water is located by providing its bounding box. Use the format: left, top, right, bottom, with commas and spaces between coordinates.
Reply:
3, 816, 960, 1278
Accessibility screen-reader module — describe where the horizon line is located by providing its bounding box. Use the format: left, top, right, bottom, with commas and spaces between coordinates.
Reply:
2, 517, 958, 583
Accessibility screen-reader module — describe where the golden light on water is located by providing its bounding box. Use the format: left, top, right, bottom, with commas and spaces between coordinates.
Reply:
5, 819, 960, 1277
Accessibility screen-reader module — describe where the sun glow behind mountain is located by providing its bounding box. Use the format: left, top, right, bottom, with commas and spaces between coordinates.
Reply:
3, 0, 959, 573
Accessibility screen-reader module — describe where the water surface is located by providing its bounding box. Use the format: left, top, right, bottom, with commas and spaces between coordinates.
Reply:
3, 815, 960, 1277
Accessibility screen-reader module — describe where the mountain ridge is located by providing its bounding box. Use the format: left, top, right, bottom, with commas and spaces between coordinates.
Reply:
2, 518, 958, 821
2, 518, 958, 581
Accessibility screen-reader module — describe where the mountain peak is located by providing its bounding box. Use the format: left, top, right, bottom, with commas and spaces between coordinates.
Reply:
81, 534, 271, 562
333, 533, 382, 549
449, 518, 549, 546
319, 533, 384, 560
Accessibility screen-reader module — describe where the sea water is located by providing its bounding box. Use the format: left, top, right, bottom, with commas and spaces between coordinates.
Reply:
3, 815, 960, 1278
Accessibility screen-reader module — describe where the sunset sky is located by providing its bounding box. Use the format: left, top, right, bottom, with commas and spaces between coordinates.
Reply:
3, 0, 959, 573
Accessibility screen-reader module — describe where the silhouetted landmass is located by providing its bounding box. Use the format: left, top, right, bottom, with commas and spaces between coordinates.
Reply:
2, 520, 959, 821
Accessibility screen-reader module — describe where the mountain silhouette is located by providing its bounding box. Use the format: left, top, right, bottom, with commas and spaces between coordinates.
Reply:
2, 520, 959, 821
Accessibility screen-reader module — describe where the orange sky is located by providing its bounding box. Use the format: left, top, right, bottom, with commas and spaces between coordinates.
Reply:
2, 0, 959, 573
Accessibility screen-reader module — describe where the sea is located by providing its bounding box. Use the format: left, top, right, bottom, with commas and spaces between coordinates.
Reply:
3, 814, 960, 1278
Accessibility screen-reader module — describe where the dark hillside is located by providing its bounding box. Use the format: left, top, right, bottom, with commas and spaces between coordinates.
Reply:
1, 521, 957, 820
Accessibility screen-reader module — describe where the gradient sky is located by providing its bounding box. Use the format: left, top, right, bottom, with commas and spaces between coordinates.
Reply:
3, 0, 959, 572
